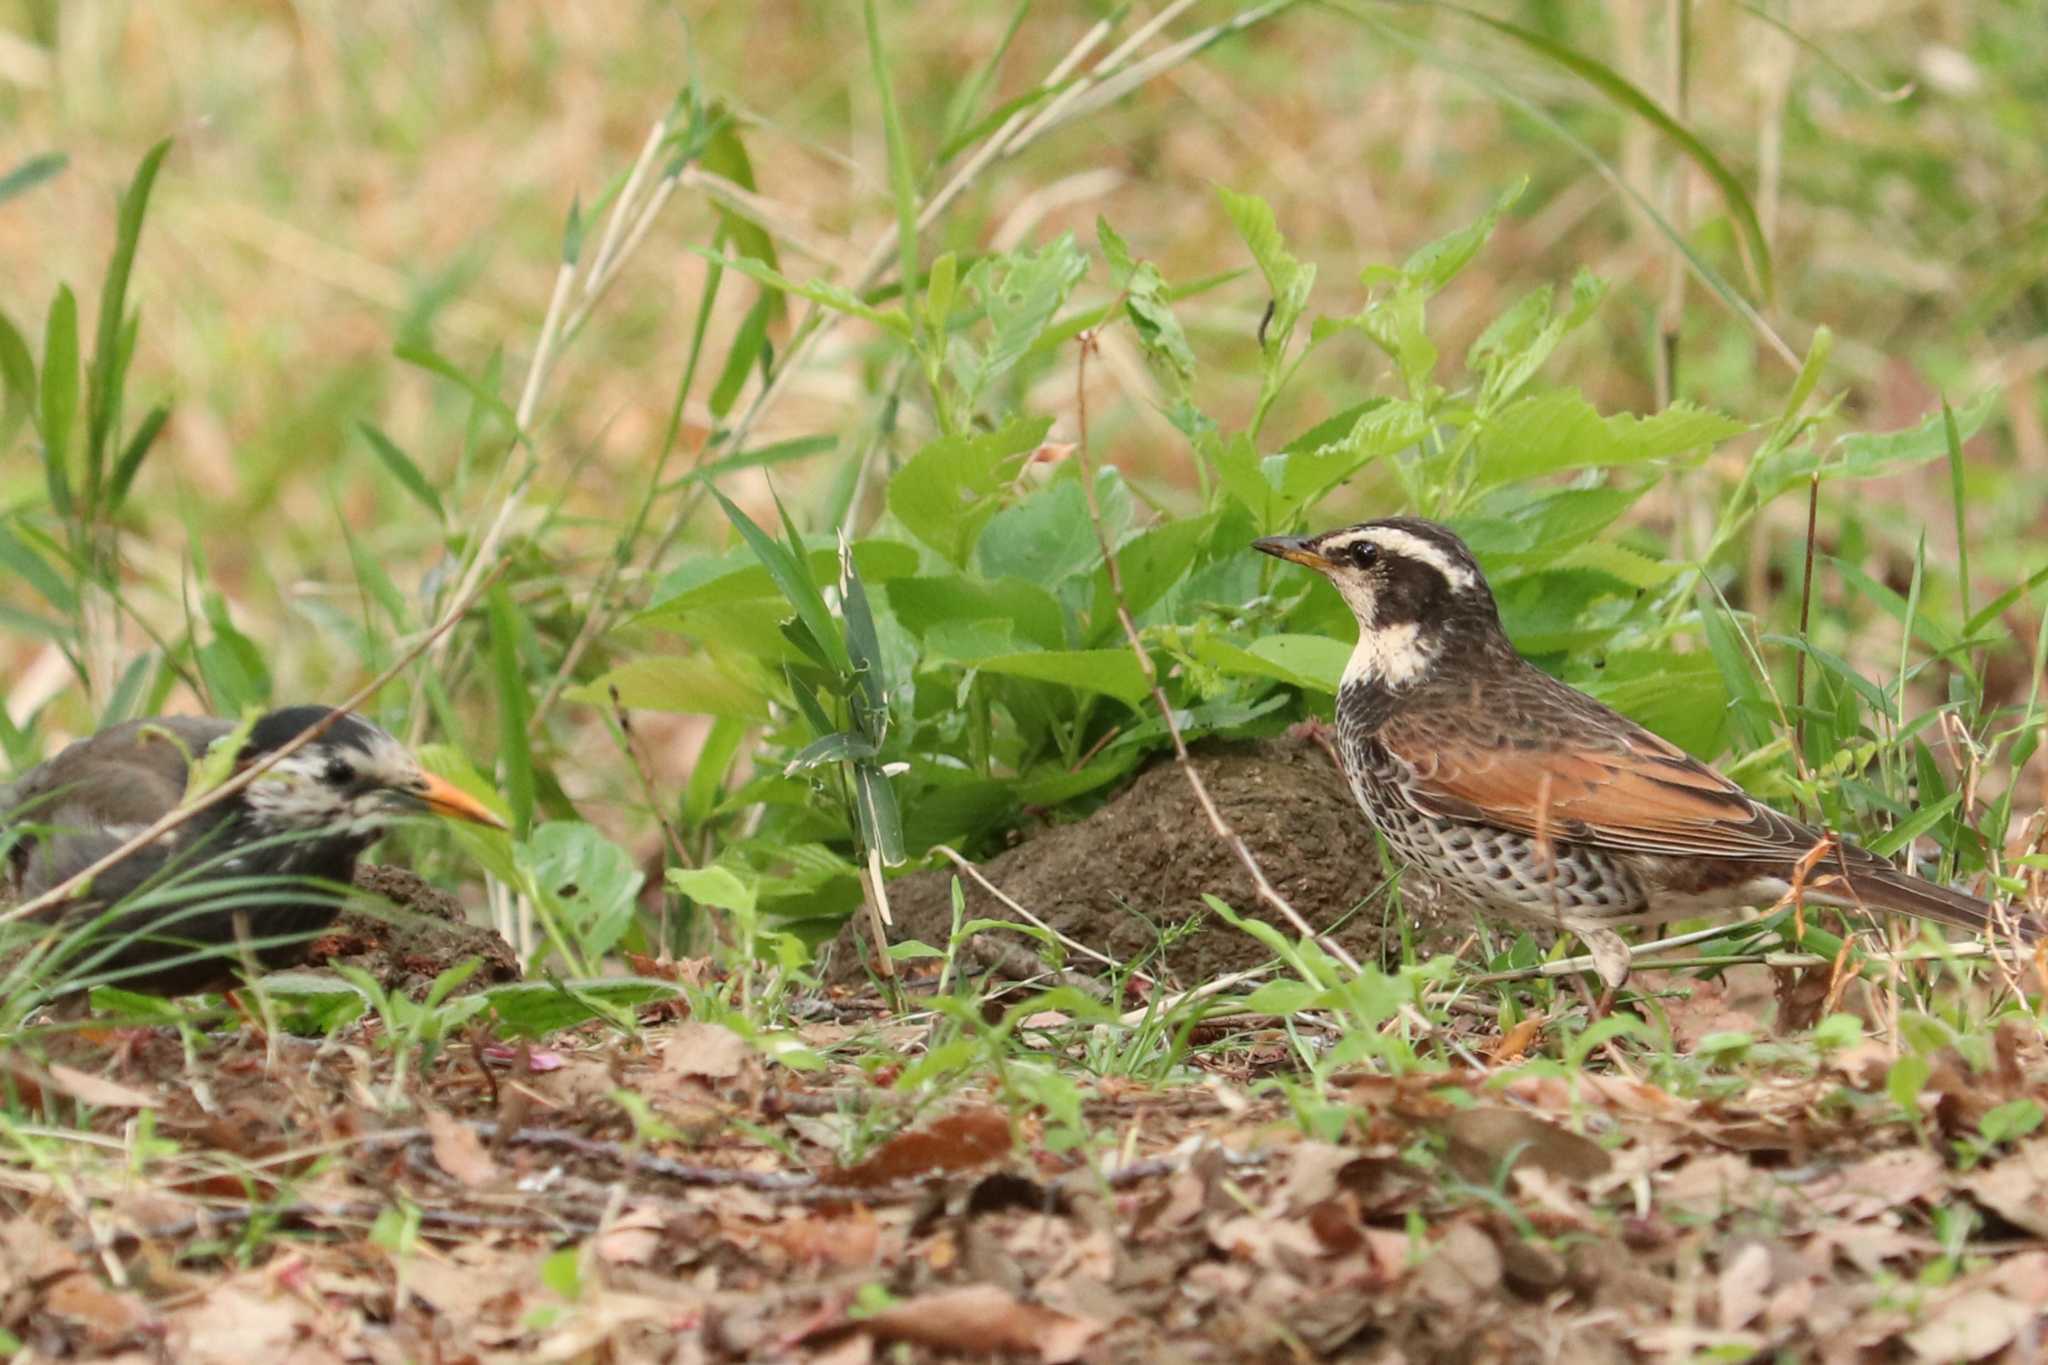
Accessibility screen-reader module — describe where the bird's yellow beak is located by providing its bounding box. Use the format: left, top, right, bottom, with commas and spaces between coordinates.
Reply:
413, 772, 509, 830
1253, 534, 1333, 572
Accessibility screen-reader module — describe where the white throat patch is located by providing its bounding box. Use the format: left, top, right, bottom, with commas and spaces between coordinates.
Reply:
1344, 620, 1436, 689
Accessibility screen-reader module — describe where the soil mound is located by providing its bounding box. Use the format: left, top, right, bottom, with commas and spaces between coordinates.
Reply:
825, 736, 1467, 988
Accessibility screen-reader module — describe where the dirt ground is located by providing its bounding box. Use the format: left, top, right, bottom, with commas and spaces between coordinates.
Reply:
8, 751, 2048, 1361
825, 737, 1469, 990
309, 864, 523, 997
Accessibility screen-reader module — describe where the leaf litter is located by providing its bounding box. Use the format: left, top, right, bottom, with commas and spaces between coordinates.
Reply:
5, 967, 2048, 1362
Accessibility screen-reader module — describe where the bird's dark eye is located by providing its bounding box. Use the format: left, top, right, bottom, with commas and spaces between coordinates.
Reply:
1352, 542, 1379, 568
324, 758, 357, 786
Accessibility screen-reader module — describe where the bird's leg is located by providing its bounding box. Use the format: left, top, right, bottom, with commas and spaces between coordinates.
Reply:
1578, 926, 1631, 1020
1287, 716, 1344, 773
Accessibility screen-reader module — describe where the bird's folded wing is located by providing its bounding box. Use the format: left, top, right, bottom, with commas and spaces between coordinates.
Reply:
1378, 706, 1822, 862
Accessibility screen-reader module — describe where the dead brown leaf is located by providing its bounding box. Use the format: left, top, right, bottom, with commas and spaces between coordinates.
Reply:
826, 1107, 1012, 1187
662, 1020, 751, 1080
1440, 1107, 1612, 1184
1964, 1138, 2048, 1238
1413, 1221, 1502, 1308
47, 1063, 157, 1109
1902, 1287, 2036, 1362
1807, 1147, 1943, 1221
42, 1271, 153, 1349
1487, 1011, 1544, 1064
166, 1282, 311, 1364
425, 1109, 501, 1188
859, 1283, 1100, 1363
1716, 1241, 1773, 1332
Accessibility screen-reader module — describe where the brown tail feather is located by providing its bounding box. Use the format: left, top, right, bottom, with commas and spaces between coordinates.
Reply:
1820, 864, 2045, 944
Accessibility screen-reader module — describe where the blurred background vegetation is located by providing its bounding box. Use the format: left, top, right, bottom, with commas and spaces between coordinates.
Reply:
2, 1, 2043, 969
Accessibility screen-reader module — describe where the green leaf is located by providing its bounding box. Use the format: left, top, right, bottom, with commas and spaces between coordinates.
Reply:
1886, 1052, 1930, 1122
0, 522, 77, 614
782, 731, 878, 772
1457, 487, 1645, 565
1861, 791, 1962, 860
955, 235, 1089, 401
707, 288, 775, 419
1099, 218, 1195, 385
1274, 398, 1432, 500
87, 139, 171, 495
699, 116, 782, 305
692, 250, 912, 337
0, 152, 67, 207
1399, 178, 1524, 292
393, 342, 520, 429
1216, 185, 1315, 353
1473, 391, 1746, 486
1088, 516, 1212, 639
1571, 649, 1730, 757
838, 534, 893, 732
487, 584, 536, 835
976, 472, 1123, 583
644, 539, 919, 618
107, 402, 167, 508
0, 307, 34, 438
40, 284, 78, 516
1833, 390, 1997, 479
517, 822, 646, 964
885, 415, 1052, 567
852, 757, 906, 866
885, 575, 1066, 651
195, 593, 271, 713
569, 654, 775, 721
965, 649, 1152, 706
666, 864, 757, 914
483, 977, 679, 1040
358, 422, 445, 519
709, 487, 851, 677
1246, 634, 1350, 692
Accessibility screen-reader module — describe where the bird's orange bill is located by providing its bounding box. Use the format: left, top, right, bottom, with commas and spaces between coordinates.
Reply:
416, 773, 510, 830
1252, 535, 1333, 571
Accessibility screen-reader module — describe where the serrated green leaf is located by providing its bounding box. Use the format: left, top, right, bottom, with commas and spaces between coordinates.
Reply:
886, 416, 1052, 567
1473, 391, 1746, 486
1400, 178, 1523, 292
956, 236, 1088, 402
1216, 185, 1315, 352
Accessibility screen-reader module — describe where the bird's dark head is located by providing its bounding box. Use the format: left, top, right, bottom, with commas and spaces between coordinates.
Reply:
234, 706, 506, 839
1253, 518, 1499, 687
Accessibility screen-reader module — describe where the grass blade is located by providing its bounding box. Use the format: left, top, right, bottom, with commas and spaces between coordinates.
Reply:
86, 139, 172, 505
0, 152, 66, 207
358, 421, 447, 520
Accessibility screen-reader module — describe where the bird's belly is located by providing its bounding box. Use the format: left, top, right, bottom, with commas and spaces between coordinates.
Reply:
1341, 753, 1648, 926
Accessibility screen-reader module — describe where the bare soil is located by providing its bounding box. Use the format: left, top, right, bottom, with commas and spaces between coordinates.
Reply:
826, 736, 1468, 989
305, 863, 521, 997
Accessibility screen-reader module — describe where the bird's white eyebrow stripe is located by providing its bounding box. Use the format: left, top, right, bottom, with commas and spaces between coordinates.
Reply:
1340, 526, 1477, 590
